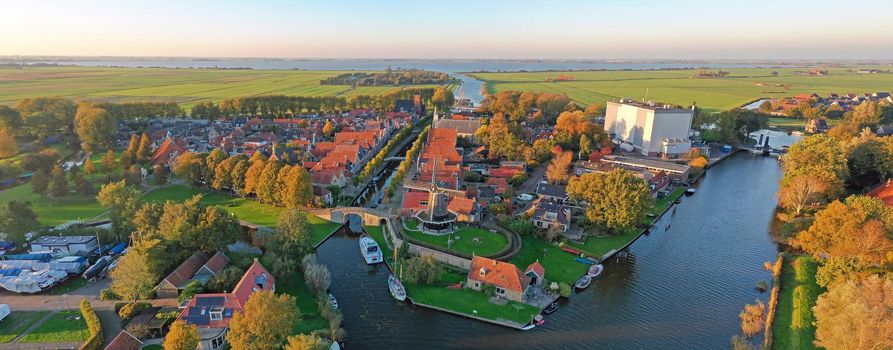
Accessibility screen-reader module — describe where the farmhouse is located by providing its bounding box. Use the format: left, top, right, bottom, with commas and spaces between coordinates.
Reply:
178, 260, 275, 350
466, 256, 532, 303
434, 119, 481, 142
529, 200, 571, 232
156, 251, 212, 299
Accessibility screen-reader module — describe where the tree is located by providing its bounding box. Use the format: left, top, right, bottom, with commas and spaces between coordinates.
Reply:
206, 266, 244, 292
243, 158, 266, 196
50, 165, 68, 197
758, 100, 773, 114
813, 275, 893, 350
97, 180, 142, 237
84, 158, 96, 174
125, 165, 142, 186
0, 201, 40, 243
136, 133, 152, 163
101, 150, 117, 174
485, 113, 526, 160
0, 105, 21, 130
256, 161, 282, 204
781, 134, 847, 198
403, 255, 442, 285
301, 254, 331, 297
847, 100, 884, 130
75, 105, 116, 152
31, 169, 50, 196
738, 300, 765, 338
153, 164, 169, 185
178, 280, 204, 304
271, 210, 313, 274
74, 172, 93, 195
278, 166, 314, 208
567, 169, 652, 233
846, 132, 892, 189
110, 241, 160, 300
172, 152, 205, 187
431, 86, 455, 111
163, 320, 200, 350
16, 97, 76, 138
0, 128, 17, 158
777, 174, 828, 215
322, 119, 335, 138
285, 334, 327, 350
688, 156, 709, 168
546, 151, 572, 184
791, 196, 893, 265
815, 257, 869, 288
190, 101, 220, 120
583, 103, 606, 118
195, 207, 241, 251
227, 290, 298, 350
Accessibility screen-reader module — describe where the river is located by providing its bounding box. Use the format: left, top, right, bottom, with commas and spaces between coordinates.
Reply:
315, 153, 782, 350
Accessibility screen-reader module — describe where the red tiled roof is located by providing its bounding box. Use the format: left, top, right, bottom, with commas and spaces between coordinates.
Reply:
203, 252, 230, 275
104, 330, 142, 350
447, 196, 476, 216
158, 251, 209, 289
401, 191, 429, 215
868, 180, 893, 206
525, 261, 545, 279
468, 256, 530, 293
150, 138, 189, 166
312, 168, 345, 186
489, 167, 522, 178
335, 131, 377, 149
486, 177, 509, 194
232, 260, 275, 306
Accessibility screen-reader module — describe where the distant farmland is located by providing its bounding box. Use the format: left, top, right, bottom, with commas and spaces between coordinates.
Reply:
470, 67, 893, 113
0, 66, 438, 108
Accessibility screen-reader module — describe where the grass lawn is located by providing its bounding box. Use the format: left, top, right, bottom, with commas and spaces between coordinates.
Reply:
0, 311, 50, 343
144, 185, 339, 243
143, 345, 163, 350
772, 255, 822, 350
403, 226, 509, 257
404, 270, 539, 326
511, 235, 588, 285
46, 278, 89, 295
0, 66, 439, 109
19, 311, 89, 343
470, 66, 893, 113
0, 183, 106, 227
279, 271, 328, 335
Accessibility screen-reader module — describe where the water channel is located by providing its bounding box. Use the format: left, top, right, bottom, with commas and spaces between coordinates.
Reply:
317, 153, 782, 349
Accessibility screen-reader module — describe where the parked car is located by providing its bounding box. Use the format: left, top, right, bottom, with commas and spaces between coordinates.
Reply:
516, 193, 536, 201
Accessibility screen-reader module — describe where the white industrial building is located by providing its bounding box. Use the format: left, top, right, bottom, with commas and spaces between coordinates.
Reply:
603, 100, 694, 158
29, 236, 98, 255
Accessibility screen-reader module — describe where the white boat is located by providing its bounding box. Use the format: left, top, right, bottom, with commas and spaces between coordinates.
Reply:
587, 264, 604, 278
388, 273, 406, 301
685, 188, 696, 195
328, 293, 339, 310
360, 236, 382, 265
574, 275, 592, 289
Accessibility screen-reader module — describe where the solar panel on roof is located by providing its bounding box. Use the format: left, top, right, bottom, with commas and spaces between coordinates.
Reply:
187, 315, 210, 326
195, 296, 225, 307
224, 308, 233, 317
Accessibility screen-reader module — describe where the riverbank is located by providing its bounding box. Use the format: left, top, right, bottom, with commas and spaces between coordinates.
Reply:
770, 254, 822, 350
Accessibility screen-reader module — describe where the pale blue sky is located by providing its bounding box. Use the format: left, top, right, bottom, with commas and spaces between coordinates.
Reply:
2, 0, 891, 59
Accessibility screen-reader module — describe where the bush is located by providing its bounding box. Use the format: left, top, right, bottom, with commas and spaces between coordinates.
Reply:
481, 284, 495, 297
206, 266, 243, 293
79, 299, 103, 350
155, 311, 180, 320
178, 280, 204, 304
558, 282, 572, 298
118, 302, 151, 321
99, 288, 120, 300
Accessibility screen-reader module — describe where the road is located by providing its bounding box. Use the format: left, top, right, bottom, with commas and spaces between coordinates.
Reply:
517, 164, 547, 195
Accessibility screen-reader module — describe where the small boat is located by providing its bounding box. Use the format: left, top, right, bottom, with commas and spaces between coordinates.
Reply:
574, 275, 592, 289
359, 236, 382, 265
560, 246, 581, 255
685, 188, 696, 196
534, 314, 545, 326
388, 273, 406, 302
587, 264, 604, 278
543, 302, 559, 315
328, 293, 339, 310
520, 323, 536, 331
574, 257, 594, 265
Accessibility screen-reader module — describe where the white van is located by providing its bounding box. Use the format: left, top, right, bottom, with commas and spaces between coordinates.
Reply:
0, 304, 10, 322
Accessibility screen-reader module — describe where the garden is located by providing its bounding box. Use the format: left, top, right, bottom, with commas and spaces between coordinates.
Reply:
402, 225, 509, 257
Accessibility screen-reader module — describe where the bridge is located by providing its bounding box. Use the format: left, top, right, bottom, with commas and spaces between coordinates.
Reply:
306, 207, 395, 226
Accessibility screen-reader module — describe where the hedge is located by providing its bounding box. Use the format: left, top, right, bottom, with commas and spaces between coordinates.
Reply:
79, 299, 103, 350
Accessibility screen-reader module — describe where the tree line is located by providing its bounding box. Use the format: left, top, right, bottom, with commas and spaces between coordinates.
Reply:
172, 149, 316, 209
202, 88, 439, 119
320, 68, 452, 86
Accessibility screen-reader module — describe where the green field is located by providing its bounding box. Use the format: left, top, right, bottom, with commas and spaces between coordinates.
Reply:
403, 226, 509, 257
0, 311, 50, 343
144, 185, 340, 241
470, 67, 893, 113
0, 66, 438, 109
279, 271, 328, 335
0, 182, 106, 226
18, 311, 89, 343
772, 255, 822, 350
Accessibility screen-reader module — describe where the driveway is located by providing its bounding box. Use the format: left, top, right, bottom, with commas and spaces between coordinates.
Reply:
517, 164, 547, 195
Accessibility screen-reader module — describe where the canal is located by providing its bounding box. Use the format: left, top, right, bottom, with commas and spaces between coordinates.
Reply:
316, 153, 781, 349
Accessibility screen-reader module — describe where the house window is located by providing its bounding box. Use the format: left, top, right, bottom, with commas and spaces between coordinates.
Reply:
211, 331, 226, 349
495, 287, 506, 296
474, 282, 480, 288
210, 307, 223, 321
420, 201, 428, 206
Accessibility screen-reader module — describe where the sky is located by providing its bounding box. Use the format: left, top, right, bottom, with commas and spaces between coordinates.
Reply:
2, 0, 891, 59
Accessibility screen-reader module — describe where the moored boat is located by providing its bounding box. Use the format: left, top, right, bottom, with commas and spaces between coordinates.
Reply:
587, 264, 604, 278
574, 275, 592, 289
359, 236, 382, 265
388, 273, 406, 301
685, 188, 696, 196
328, 293, 339, 309
543, 302, 558, 315
574, 257, 594, 265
